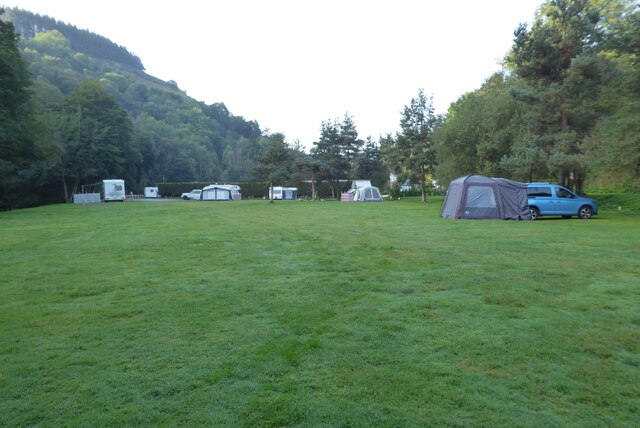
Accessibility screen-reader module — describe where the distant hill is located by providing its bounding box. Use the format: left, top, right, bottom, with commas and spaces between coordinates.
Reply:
3, 8, 144, 70
2, 7, 265, 188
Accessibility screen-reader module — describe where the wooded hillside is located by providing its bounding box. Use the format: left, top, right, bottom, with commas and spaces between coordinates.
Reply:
1, 8, 268, 209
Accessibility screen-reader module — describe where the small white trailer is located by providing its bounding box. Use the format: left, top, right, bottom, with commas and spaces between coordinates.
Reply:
103, 179, 125, 201
144, 187, 159, 198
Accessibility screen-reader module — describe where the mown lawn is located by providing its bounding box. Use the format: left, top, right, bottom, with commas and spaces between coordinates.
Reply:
1, 197, 638, 426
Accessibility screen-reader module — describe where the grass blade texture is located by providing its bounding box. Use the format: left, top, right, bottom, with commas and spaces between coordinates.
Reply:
1, 198, 638, 426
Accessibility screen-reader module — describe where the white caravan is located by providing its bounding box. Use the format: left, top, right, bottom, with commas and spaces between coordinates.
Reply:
269, 186, 298, 200
103, 179, 125, 201
144, 187, 159, 198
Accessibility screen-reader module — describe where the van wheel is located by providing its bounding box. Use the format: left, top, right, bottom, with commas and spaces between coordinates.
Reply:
579, 206, 593, 219
529, 207, 539, 220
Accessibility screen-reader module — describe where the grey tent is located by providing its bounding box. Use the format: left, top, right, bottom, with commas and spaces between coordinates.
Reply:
441, 175, 531, 220
352, 186, 383, 202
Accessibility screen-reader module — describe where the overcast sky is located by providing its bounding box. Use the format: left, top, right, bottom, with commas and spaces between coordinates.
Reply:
4, 0, 542, 148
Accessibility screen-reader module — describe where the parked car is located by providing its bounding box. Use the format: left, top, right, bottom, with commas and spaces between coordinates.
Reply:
527, 183, 598, 220
181, 189, 202, 200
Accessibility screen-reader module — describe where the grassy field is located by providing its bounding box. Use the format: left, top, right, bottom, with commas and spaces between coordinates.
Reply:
1, 197, 639, 426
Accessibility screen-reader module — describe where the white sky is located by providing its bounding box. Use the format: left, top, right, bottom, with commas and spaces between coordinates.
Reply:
4, 0, 542, 149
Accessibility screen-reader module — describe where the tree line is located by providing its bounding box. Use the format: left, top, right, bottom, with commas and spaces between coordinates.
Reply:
1, 1, 639, 211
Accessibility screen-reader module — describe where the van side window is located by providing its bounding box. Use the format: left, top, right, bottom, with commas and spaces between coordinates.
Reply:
556, 188, 574, 198
527, 187, 552, 197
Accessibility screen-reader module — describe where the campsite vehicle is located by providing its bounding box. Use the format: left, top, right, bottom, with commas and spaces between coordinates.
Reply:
269, 186, 298, 200
351, 179, 372, 189
441, 175, 531, 220
352, 186, 383, 202
201, 184, 241, 201
527, 183, 598, 220
181, 189, 202, 200
103, 179, 125, 201
144, 187, 159, 198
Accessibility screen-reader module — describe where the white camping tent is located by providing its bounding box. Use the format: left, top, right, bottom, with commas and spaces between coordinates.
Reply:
201, 184, 241, 201
352, 186, 383, 202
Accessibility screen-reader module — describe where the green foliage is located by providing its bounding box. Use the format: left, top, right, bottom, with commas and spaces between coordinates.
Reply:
0, 8, 40, 211
435, 74, 527, 184
53, 81, 135, 201
308, 114, 385, 199
254, 133, 295, 196
1, 199, 639, 425
383, 89, 439, 203
435, 0, 640, 194
4, 8, 143, 69
502, 0, 635, 193
311, 118, 346, 198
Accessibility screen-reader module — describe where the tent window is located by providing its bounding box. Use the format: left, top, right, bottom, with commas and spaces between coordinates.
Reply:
466, 186, 496, 208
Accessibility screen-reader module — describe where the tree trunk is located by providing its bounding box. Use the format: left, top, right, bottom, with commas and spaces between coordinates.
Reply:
71, 177, 80, 203
420, 166, 427, 204
61, 174, 69, 203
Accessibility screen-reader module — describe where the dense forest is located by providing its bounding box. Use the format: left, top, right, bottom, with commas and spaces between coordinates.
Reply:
432, 0, 639, 194
1, 1, 639, 210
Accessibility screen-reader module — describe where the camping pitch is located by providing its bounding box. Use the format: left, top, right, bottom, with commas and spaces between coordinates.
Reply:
441, 175, 531, 220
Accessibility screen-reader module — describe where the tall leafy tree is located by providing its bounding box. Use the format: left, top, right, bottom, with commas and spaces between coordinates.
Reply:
583, 2, 640, 190
386, 89, 439, 203
311, 119, 344, 198
505, 0, 616, 193
254, 133, 292, 199
311, 114, 369, 198
352, 137, 386, 187
338, 113, 363, 177
57, 80, 133, 200
434, 73, 529, 184
0, 8, 39, 210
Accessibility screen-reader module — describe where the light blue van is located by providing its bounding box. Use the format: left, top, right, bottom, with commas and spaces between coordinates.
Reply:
527, 183, 598, 220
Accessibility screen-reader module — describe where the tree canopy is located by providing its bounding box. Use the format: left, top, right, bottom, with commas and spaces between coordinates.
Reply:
0, 8, 39, 210
434, 0, 640, 193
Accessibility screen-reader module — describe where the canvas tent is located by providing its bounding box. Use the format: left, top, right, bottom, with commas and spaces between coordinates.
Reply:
352, 186, 383, 202
201, 184, 241, 201
441, 175, 531, 220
